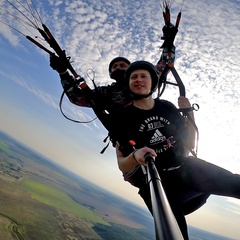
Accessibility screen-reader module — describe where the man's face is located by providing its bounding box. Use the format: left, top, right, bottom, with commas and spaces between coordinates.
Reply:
111, 61, 129, 73
129, 69, 152, 95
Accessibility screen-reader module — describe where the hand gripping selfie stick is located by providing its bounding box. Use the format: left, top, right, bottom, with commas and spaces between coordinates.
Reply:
144, 153, 184, 240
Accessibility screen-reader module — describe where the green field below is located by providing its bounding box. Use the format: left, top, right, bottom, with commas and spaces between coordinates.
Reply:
0, 132, 156, 239
21, 179, 108, 225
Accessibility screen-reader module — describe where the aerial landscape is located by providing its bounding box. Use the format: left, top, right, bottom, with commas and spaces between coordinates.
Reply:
0, 131, 236, 239
0, 131, 155, 240
0, 0, 240, 239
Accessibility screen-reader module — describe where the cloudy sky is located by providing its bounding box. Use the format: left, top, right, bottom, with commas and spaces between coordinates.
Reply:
0, 0, 240, 239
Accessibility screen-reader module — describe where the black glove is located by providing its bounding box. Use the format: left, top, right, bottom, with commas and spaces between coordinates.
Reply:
50, 51, 69, 73
161, 23, 178, 49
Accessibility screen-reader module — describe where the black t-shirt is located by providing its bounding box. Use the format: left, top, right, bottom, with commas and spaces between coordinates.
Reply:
111, 99, 188, 187
96, 83, 131, 113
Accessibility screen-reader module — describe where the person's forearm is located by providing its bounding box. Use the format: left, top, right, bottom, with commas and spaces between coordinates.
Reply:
116, 146, 138, 172
116, 145, 157, 172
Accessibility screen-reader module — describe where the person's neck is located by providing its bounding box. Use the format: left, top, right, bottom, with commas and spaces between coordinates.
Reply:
133, 97, 155, 110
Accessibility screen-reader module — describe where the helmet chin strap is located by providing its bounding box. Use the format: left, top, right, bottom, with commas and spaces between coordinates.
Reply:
131, 91, 153, 100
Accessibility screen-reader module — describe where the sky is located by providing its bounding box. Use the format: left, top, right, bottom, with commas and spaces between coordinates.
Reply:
0, 0, 240, 239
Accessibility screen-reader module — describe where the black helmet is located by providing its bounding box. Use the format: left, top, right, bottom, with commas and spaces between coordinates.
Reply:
108, 57, 131, 73
125, 61, 159, 92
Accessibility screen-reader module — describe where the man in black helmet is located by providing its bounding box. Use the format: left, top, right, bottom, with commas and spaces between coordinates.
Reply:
50, 56, 131, 109
108, 57, 130, 83
49, 56, 132, 131
111, 60, 240, 240
50, 52, 171, 132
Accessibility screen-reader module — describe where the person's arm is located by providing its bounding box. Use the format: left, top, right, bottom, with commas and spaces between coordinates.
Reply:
178, 96, 196, 150
116, 142, 157, 172
156, 45, 175, 74
155, 22, 177, 75
59, 71, 90, 107
49, 54, 90, 107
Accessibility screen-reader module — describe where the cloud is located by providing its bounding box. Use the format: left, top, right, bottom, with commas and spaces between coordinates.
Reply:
0, 60, 97, 128
1, 0, 240, 127
2, 0, 238, 92
0, 66, 57, 107
178, 0, 240, 102
2, 0, 239, 144
0, 23, 21, 46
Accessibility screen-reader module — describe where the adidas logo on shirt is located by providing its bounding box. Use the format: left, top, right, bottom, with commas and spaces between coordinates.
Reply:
150, 129, 166, 144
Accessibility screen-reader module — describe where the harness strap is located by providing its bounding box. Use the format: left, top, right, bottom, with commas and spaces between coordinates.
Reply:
178, 106, 199, 157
